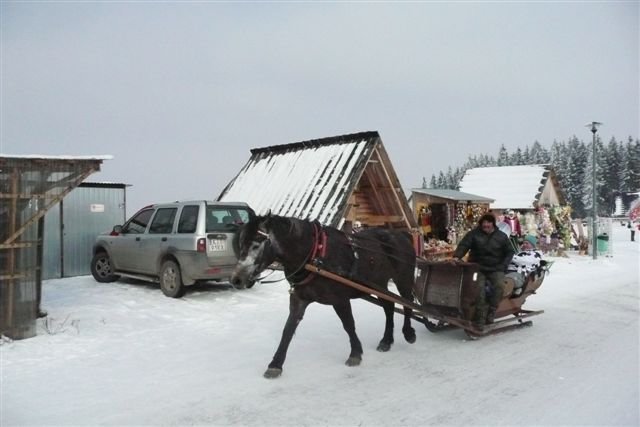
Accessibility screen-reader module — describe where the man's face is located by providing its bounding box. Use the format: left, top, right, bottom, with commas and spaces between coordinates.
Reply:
481, 220, 495, 234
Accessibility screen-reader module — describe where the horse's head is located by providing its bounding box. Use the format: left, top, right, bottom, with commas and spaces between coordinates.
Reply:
230, 212, 278, 289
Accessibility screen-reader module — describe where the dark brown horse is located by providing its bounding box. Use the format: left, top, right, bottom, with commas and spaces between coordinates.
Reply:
230, 213, 417, 378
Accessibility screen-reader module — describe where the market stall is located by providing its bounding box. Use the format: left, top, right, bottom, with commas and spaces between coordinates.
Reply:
411, 189, 494, 260
459, 165, 571, 255
497, 205, 573, 255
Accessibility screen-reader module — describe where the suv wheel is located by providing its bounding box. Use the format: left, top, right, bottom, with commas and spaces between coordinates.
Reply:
91, 252, 119, 283
160, 260, 186, 298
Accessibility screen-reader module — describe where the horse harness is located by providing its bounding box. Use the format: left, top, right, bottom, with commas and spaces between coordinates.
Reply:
285, 222, 373, 290
257, 218, 415, 292
283, 220, 328, 289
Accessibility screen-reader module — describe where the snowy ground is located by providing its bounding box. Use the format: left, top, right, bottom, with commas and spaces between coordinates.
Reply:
1, 225, 638, 426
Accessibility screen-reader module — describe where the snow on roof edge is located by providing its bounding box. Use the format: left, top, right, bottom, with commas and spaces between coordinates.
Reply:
0, 154, 113, 160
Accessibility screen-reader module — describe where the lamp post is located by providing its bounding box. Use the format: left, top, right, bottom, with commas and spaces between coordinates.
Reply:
587, 121, 601, 260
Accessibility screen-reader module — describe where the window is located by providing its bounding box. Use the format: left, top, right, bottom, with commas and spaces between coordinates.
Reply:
149, 208, 177, 234
206, 206, 251, 232
124, 209, 154, 234
177, 205, 199, 234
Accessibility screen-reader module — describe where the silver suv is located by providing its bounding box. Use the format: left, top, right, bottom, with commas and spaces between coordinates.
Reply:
90, 201, 253, 297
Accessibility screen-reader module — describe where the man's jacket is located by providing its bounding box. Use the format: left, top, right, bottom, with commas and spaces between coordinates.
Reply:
453, 227, 515, 273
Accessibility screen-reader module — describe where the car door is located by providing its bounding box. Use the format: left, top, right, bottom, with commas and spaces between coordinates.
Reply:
110, 208, 154, 272
137, 207, 178, 274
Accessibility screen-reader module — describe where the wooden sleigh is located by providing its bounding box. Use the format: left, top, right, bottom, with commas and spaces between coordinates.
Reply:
303, 258, 550, 339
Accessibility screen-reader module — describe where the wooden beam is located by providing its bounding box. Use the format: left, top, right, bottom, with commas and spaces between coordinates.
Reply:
364, 167, 385, 213
0, 273, 29, 281
0, 242, 34, 250
2, 166, 98, 245
0, 193, 51, 199
363, 216, 405, 226
372, 147, 411, 229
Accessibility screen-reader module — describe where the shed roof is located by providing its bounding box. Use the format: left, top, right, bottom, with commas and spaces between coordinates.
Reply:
218, 131, 415, 229
0, 154, 113, 160
458, 164, 564, 210
411, 188, 494, 203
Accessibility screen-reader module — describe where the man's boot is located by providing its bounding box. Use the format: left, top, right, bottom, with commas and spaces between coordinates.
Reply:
485, 307, 496, 324
473, 306, 486, 329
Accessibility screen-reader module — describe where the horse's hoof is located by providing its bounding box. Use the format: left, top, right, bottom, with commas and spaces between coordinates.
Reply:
403, 328, 416, 343
263, 368, 283, 379
376, 342, 392, 352
345, 356, 362, 367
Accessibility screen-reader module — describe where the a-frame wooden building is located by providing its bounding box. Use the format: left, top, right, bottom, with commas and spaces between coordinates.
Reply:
218, 131, 416, 232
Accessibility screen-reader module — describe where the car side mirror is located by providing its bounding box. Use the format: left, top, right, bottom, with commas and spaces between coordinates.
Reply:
112, 225, 123, 235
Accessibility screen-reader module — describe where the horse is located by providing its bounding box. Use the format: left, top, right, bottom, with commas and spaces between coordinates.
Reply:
230, 213, 417, 378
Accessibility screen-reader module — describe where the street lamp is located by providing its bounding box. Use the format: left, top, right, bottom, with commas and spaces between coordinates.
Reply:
586, 121, 602, 260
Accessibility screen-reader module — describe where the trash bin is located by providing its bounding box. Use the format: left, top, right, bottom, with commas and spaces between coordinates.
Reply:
597, 234, 609, 253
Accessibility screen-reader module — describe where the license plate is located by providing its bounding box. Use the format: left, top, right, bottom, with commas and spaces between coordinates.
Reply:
209, 239, 226, 252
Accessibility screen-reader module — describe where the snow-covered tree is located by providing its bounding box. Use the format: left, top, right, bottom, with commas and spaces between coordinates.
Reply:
530, 140, 550, 163
603, 137, 623, 213
623, 137, 640, 192
510, 148, 524, 165
523, 145, 532, 164
566, 137, 589, 217
497, 145, 509, 166
549, 140, 568, 187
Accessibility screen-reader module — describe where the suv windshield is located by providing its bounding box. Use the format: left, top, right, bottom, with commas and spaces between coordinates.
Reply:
206, 206, 251, 232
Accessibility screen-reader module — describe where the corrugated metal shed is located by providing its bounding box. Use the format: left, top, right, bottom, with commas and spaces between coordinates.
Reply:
458, 164, 566, 210
218, 131, 416, 230
43, 182, 128, 279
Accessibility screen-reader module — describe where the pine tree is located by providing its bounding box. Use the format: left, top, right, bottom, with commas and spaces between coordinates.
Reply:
454, 167, 464, 190
620, 141, 631, 193
595, 138, 608, 215
582, 137, 608, 216
429, 175, 437, 189
530, 140, 550, 164
509, 147, 525, 166
523, 145, 531, 164
550, 140, 568, 188
603, 137, 623, 213
626, 137, 640, 192
497, 145, 509, 166
566, 137, 588, 217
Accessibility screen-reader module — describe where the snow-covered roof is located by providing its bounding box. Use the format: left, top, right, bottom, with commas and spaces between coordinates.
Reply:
218, 131, 415, 228
459, 165, 563, 210
411, 188, 494, 203
0, 154, 113, 160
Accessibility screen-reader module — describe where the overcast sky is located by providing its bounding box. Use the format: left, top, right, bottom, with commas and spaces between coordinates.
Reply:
1, 2, 638, 213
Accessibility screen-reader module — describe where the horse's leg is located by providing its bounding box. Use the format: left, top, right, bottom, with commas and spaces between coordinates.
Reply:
332, 302, 363, 366
397, 279, 416, 344
402, 306, 416, 343
264, 293, 310, 379
377, 300, 395, 352
392, 262, 417, 344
